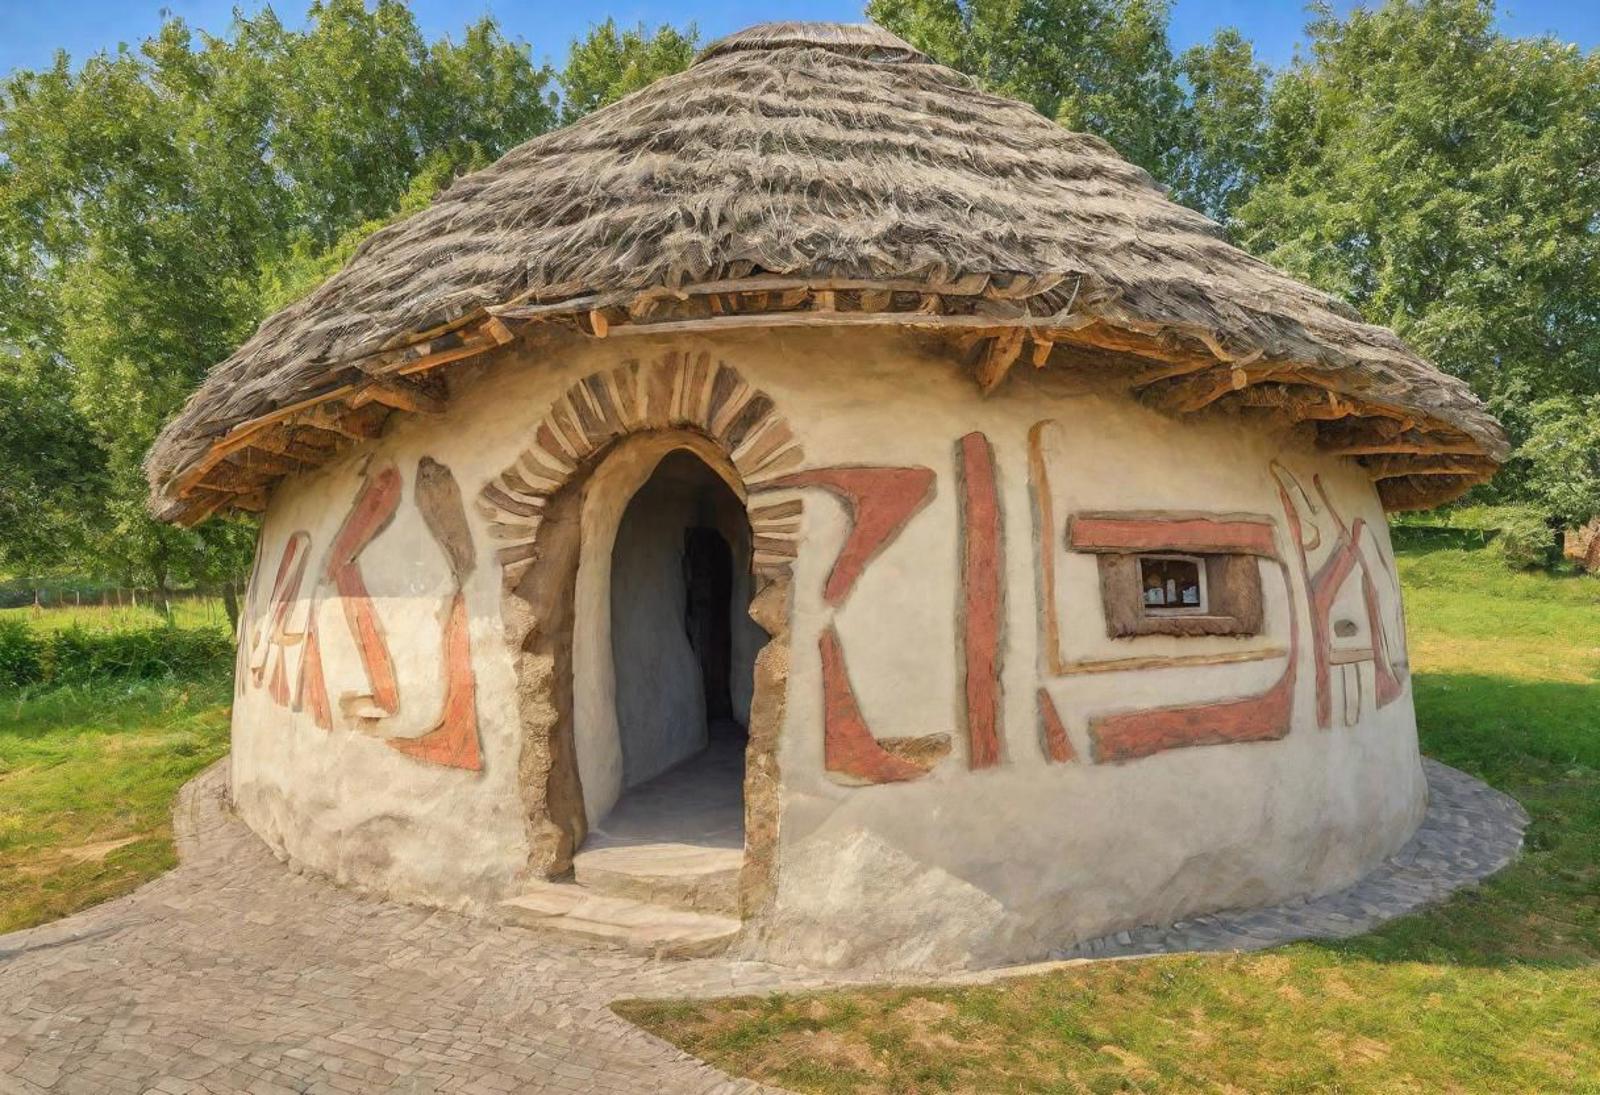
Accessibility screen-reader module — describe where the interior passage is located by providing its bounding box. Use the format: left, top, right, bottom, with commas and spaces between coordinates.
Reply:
601, 450, 759, 847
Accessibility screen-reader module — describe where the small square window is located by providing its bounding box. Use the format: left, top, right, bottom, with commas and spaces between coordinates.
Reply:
1139, 555, 1207, 614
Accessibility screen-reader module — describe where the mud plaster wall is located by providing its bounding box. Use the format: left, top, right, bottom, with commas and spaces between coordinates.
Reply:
233, 343, 781, 909
232, 448, 528, 910
694, 328, 1422, 973
233, 327, 1422, 960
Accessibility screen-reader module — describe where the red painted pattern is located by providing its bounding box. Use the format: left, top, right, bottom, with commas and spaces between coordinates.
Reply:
251, 531, 310, 693
1276, 468, 1406, 728
762, 466, 935, 606
819, 626, 931, 784
389, 592, 482, 771
1038, 688, 1075, 763
959, 432, 1004, 769
1360, 557, 1406, 709
297, 620, 333, 730
1090, 649, 1296, 763
323, 465, 403, 717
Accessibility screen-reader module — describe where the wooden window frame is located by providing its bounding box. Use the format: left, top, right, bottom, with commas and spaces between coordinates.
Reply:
1067, 512, 1273, 640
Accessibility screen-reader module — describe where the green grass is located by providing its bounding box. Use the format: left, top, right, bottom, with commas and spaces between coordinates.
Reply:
0, 601, 232, 934
0, 597, 232, 635
618, 541, 1600, 1093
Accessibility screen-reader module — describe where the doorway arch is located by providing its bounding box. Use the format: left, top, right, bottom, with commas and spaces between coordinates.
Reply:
557, 448, 766, 875
481, 352, 804, 918
571, 438, 761, 827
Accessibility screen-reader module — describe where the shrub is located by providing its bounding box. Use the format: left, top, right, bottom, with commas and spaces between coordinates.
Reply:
0, 622, 232, 693
1496, 509, 1560, 571
44, 626, 234, 685
0, 619, 45, 690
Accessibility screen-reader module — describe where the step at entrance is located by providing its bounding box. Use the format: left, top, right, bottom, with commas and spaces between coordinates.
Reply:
572, 841, 743, 915
499, 880, 740, 958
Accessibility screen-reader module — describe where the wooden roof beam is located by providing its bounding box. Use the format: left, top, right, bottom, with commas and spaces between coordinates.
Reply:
228, 448, 306, 477
349, 377, 446, 416
1235, 383, 1371, 422
1142, 364, 1278, 414
974, 329, 1026, 394
245, 429, 337, 464
1362, 454, 1500, 480
294, 402, 389, 441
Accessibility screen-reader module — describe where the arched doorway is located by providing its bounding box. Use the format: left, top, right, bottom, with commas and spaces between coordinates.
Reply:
573, 449, 758, 901
486, 354, 802, 919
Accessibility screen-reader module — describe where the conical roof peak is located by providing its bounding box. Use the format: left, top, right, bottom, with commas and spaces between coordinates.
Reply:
694, 21, 929, 66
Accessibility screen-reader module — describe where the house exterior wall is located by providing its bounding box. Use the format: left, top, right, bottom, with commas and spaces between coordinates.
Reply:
231, 327, 1423, 967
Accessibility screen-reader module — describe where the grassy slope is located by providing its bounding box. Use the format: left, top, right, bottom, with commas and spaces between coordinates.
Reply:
618, 543, 1600, 1094
0, 603, 232, 934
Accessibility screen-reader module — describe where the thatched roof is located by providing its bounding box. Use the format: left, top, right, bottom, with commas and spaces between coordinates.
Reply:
145, 21, 1506, 524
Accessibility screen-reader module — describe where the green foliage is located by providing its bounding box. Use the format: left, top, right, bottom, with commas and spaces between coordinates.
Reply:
257, 148, 489, 313
866, 0, 1271, 220
559, 19, 699, 122
1235, 0, 1600, 443
42, 626, 234, 687
0, 619, 44, 690
1174, 29, 1272, 222
0, 1, 557, 592
1493, 507, 1561, 570
0, 365, 107, 574
0, 621, 232, 692
1397, 503, 1565, 571
1514, 396, 1600, 530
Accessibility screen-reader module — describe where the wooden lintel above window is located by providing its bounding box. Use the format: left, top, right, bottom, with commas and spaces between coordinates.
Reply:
1067, 511, 1278, 558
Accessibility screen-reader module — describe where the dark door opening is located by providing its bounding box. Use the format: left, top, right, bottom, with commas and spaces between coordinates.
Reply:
683, 526, 743, 741
596, 449, 756, 850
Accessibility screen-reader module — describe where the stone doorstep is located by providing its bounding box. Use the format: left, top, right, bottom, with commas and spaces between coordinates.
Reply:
572, 842, 743, 916
499, 881, 740, 959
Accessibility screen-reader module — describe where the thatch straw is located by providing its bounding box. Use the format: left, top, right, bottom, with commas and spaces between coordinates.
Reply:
145, 22, 1505, 523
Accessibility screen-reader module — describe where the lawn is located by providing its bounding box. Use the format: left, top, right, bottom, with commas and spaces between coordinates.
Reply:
0, 606, 233, 935
0, 596, 231, 634
617, 539, 1600, 1094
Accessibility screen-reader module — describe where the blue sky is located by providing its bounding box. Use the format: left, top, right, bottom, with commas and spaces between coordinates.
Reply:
1, 1, 1595, 77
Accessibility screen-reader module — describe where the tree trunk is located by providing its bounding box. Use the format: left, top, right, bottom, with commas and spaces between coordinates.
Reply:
221, 582, 240, 634
148, 538, 174, 621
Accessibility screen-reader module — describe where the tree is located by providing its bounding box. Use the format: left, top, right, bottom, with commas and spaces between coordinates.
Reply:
0, 1, 557, 604
1174, 30, 1271, 223
559, 19, 699, 123
1234, 1, 1600, 457
867, 0, 1270, 220
0, 364, 107, 577
1517, 397, 1600, 532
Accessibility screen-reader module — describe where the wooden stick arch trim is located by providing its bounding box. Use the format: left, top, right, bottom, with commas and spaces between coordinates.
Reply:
477, 351, 806, 586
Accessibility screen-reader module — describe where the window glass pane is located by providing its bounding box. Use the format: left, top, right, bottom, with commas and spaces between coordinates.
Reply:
1139, 557, 1203, 611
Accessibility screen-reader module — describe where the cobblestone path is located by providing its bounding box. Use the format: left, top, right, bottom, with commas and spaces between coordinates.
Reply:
0, 758, 1526, 1094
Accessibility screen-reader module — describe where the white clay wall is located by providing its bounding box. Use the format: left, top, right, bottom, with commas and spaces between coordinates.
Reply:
232, 327, 1423, 965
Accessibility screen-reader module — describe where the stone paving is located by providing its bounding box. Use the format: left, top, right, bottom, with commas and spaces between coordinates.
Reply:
1045, 759, 1531, 962
0, 757, 1527, 1094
